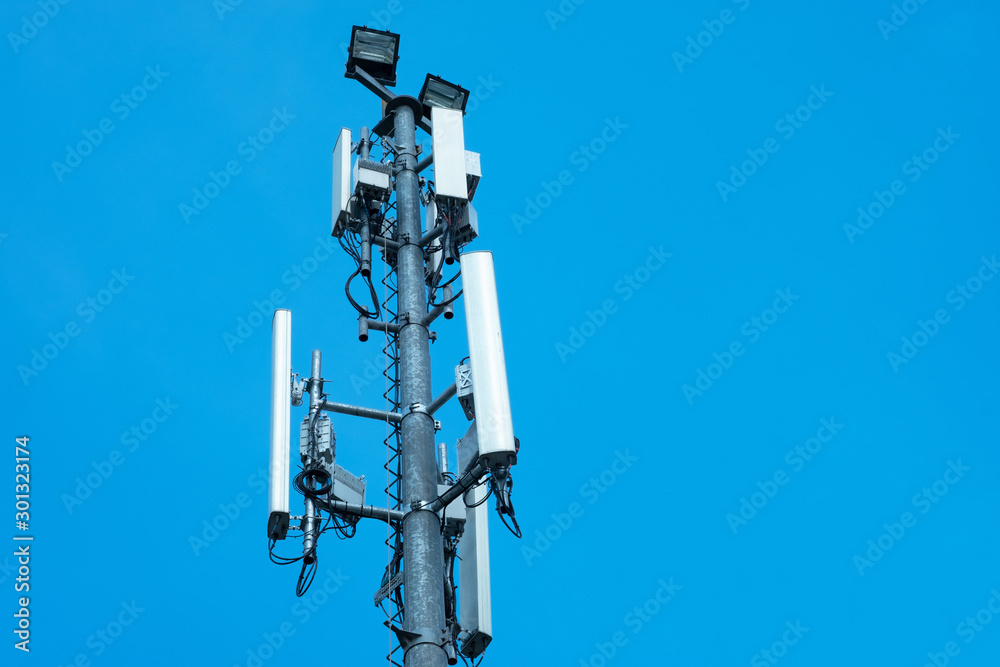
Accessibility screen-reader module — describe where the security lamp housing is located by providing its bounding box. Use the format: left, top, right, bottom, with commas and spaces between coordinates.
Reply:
418, 74, 469, 118
345, 26, 400, 87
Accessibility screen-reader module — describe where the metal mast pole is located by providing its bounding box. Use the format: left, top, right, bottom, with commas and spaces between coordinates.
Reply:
392, 99, 448, 667
302, 349, 323, 561
266, 30, 515, 662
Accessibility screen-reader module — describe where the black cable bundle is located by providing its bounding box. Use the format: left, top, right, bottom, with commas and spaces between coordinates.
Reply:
490, 461, 521, 539
427, 199, 464, 309
268, 402, 360, 596
342, 196, 383, 319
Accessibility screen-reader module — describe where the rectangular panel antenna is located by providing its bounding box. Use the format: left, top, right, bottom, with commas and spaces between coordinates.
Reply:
268, 309, 292, 540
457, 424, 492, 658
431, 107, 468, 202
460, 252, 516, 467
331, 128, 352, 237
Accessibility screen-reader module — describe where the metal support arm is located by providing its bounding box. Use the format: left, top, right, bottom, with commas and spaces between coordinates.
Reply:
350, 65, 396, 105
427, 382, 457, 415
315, 497, 404, 524
372, 235, 400, 251
320, 400, 402, 424
417, 224, 446, 248
421, 305, 445, 328
364, 318, 403, 335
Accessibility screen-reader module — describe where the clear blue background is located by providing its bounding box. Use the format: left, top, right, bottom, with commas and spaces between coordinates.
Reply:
2, 0, 998, 665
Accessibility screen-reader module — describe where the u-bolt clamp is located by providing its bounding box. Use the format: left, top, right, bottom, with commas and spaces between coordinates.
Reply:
402, 403, 441, 431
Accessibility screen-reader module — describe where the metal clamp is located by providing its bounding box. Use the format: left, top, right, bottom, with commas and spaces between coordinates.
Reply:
402, 402, 441, 431
403, 402, 428, 418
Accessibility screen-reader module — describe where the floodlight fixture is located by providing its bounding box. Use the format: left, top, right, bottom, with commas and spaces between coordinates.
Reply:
418, 74, 469, 118
345, 25, 400, 87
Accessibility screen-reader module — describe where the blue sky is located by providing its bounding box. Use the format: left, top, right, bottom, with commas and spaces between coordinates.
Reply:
2, 0, 999, 665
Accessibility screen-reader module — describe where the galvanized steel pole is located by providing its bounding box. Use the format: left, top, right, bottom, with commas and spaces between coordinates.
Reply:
302, 349, 323, 562
392, 98, 448, 667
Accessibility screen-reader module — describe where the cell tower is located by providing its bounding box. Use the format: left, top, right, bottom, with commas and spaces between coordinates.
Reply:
265, 26, 521, 667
